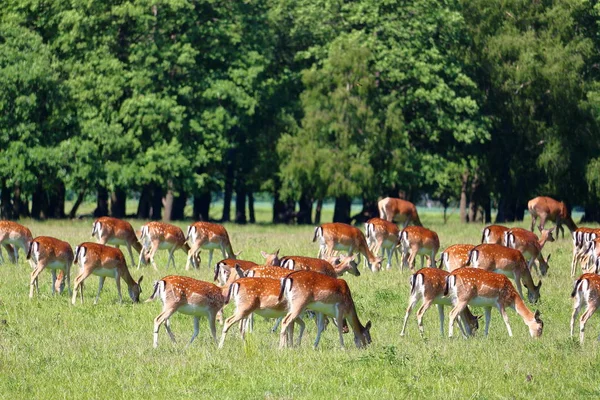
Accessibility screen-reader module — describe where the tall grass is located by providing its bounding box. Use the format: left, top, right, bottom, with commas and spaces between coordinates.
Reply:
0, 214, 599, 398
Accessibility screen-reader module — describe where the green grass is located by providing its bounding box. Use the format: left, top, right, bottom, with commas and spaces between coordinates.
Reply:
1, 214, 599, 399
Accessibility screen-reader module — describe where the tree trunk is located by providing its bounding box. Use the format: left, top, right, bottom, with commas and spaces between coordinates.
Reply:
582, 201, 600, 223
235, 186, 247, 224
482, 192, 492, 224
248, 191, 256, 224
68, 190, 87, 219
47, 180, 65, 218
137, 185, 151, 219
171, 192, 186, 221
222, 160, 234, 222
442, 198, 448, 224
460, 170, 469, 223
13, 185, 29, 218
333, 196, 352, 223
297, 193, 312, 225
150, 185, 162, 220
94, 186, 109, 218
31, 181, 48, 220
193, 191, 211, 221
351, 197, 378, 224
314, 198, 323, 225
272, 191, 295, 224
0, 179, 13, 219
110, 188, 126, 218
163, 185, 174, 222
468, 173, 479, 223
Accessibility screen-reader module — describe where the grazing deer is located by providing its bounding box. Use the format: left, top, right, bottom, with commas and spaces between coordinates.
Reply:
278, 270, 372, 349
312, 223, 383, 272
137, 222, 194, 270
378, 197, 422, 227
400, 267, 480, 337
0, 221, 33, 264
399, 226, 440, 270
446, 268, 543, 338
71, 242, 143, 305
466, 243, 541, 303
185, 222, 235, 270
365, 217, 400, 270
92, 217, 143, 267
214, 258, 259, 286
266, 254, 360, 278
481, 225, 509, 244
528, 196, 577, 239
27, 236, 74, 298
504, 227, 554, 275
219, 277, 305, 348
146, 276, 226, 348
571, 228, 600, 276
570, 273, 600, 343
439, 244, 475, 272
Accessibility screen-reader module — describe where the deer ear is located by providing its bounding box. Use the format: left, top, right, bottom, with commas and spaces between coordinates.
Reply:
537, 280, 542, 290
365, 321, 372, 330
138, 276, 144, 285
546, 254, 551, 263
534, 310, 542, 321
260, 251, 268, 258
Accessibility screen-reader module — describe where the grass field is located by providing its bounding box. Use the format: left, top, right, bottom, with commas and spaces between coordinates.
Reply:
1, 211, 599, 399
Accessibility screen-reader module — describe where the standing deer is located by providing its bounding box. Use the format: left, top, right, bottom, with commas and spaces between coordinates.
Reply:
528, 196, 577, 239
312, 223, 382, 272
185, 222, 235, 270
365, 217, 400, 270
439, 244, 475, 272
378, 197, 422, 227
92, 217, 143, 267
0, 221, 33, 264
71, 242, 143, 305
446, 268, 544, 338
146, 276, 226, 348
278, 270, 372, 349
504, 227, 554, 275
27, 236, 74, 298
399, 226, 440, 270
571, 273, 600, 343
400, 267, 480, 337
137, 222, 194, 270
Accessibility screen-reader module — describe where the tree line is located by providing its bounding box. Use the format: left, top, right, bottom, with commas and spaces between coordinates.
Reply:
1, 0, 600, 224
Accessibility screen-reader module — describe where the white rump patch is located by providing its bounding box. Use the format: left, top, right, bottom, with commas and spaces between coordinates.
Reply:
282, 259, 295, 270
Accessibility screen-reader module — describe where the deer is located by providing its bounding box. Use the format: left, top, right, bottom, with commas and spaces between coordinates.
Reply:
71, 242, 143, 305
0, 221, 33, 264
92, 217, 143, 267
27, 236, 74, 298
570, 273, 600, 343
265, 253, 360, 278
146, 275, 227, 348
528, 196, 577, 239
481, 225, 509, 244
399, 226, 440, 270
219, 277, 306, 349
278, 270, 372, 349
214, 258, 259, 287
445, 268, 544, 338
439, 244, 475, 272
400, 267, 480, 337
504, 227, 554, 276
580, 238, 600, 274
378, 197, 422, 227
137, 222, 195, 270
365, 217, 401, 270
312, 223, 383, 272
466, 243, 541, 303
185, 222, 235, 270
571, 228, 600, 276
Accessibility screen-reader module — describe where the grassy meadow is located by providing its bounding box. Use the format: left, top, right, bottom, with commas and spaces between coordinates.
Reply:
1, 208, 600, 399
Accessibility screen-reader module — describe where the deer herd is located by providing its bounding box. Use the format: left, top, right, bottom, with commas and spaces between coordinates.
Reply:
2, 195, 600, 348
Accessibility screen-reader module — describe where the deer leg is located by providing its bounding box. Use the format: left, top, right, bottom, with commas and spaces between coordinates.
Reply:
530, 214, 536, 232
29, 264, 44, 298
65, 264, 72, 296
164, 318, 175, 343
72, 269, 94, 305
207, 250, 214, 270
313, 312, 326, 349
335, 306, 346, 349
189, 316, 201, 346
483, 307, 492, 336
153, 306, 178, 348
125, 243, 135, 268
514, 272, 525, 300
416, 299, 434, 337
580, 305, 598, 344
167, 247, 176, 269
498, 305, 513, 337
51, 270, 57, 295
219, 308, 252, 349
570, 296, 583, 338
94, 277, 106, 305
115, 273, 123, 303
448, 300, 468, 338
400, 294, 418, 337
280, 308, 303, 349
185, 244, 199, 270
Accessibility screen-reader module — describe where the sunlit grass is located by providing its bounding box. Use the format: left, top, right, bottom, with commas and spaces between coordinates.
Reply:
0, 213, 598, 398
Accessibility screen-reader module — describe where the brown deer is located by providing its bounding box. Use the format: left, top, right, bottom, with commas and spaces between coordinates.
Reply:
378, 197, 422, 227
528, 196, 577, 239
